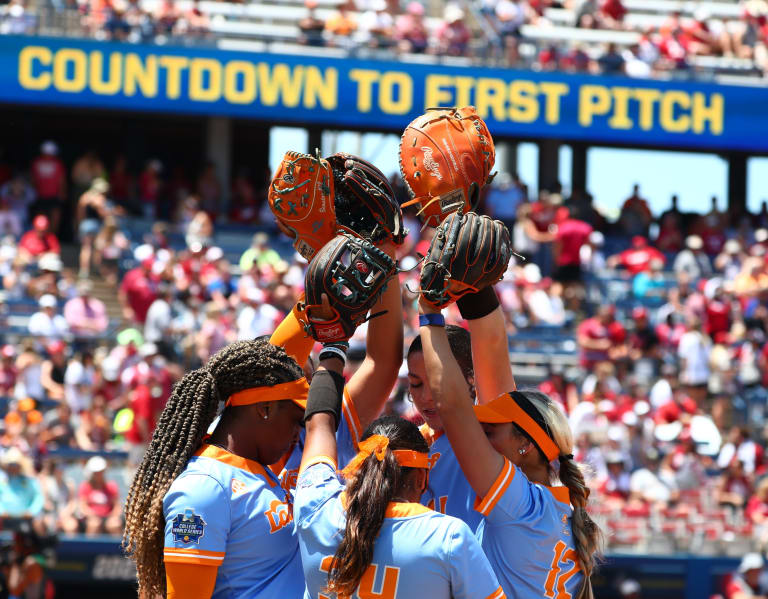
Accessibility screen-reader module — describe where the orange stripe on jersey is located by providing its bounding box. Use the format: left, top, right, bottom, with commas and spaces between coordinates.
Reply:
342, 387, 362, 447
475, 458, 515, 517
163, 547, 226, 559
299, 455, 337, 474
194, 444, 276, 487
164, 548, 225, 565
485, 586, 506, 599
384, 501, 432, 518
166, 562, 218, 599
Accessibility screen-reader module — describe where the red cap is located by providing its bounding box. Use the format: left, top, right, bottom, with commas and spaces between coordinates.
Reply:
632, 235, 647, 248
33, 215, 49, 231
632, 307, 648, 319
141, 257, 154, 270
47, 340, 65, 354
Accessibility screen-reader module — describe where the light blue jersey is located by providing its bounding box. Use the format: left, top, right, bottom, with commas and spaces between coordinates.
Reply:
277, 388, 362, 494
163, 444, 304, 598
295, 459, 506, 599
420, 425, 482, 532
475, 457, 584, 599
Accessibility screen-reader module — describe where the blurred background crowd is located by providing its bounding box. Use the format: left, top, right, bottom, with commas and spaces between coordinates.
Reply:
3, 0, 768, 79
0, 138, 767, 583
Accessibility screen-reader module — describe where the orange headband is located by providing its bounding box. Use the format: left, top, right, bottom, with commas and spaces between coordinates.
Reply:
226, 378, 309, 407
506, 400, 560, 462
340, 435, 431, 478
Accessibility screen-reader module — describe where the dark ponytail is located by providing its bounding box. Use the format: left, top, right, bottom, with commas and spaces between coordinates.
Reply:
327, 416, 429, 597
123, 339, 304, 597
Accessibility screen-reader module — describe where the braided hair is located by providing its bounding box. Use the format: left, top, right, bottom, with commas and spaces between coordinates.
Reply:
511, 390, 604, 599
327, 415, 429, 597
122, 339, 303, 597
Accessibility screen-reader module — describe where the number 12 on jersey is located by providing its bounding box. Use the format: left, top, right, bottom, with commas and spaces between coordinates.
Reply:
544, 540, 580, 599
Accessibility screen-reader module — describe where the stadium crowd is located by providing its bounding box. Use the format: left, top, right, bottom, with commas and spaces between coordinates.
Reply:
0, 138, 766, 582
3, 0, 768, 77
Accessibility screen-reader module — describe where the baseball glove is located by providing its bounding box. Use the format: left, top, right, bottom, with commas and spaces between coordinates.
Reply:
327, 153, 407, 247
268, 150, 336, 260
419, 212, 512, 309
302, 234, 397, 343
399, 106, 496, 228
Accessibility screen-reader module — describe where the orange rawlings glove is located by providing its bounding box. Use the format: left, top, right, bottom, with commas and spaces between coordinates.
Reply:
268, 151, 336, 260
399, 106, 496, 228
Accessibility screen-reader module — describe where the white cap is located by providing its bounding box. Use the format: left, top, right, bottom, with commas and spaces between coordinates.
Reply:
444, 3, 465, 21
133, 243, 154, 262
101, 357, 120, 382
85, 455, 108, 474
739, 552, 764, 573
756, 228, 768, 243
686, 235, 703, 250
620, 579, 641, 595
41, 141, 58, 155
724, 239, 741, 254
634, 400, 651, 415
589, 231, 605, 246
246, 287, 266, 303
139, 342, 158, 358
38, 294, 57, 308
523, 263, 542, 284
206, 247, 224, 262
38, 253, 62, 272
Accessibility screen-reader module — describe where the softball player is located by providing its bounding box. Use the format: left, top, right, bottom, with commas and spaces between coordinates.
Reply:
418, 298, 603, 599
407, 302, 515, 531
295, 352, 506, 599
123, 339, 308, 598
269, 242, 404, 490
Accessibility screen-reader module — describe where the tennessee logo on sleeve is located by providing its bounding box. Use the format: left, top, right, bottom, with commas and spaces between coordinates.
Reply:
231, 479, 246, 495
171, 508, 206, 544
427, 452, 441, 469
264, 499, 294, 534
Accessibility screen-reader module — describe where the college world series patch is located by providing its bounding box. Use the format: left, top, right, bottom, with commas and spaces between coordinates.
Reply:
171, 508, 206, 544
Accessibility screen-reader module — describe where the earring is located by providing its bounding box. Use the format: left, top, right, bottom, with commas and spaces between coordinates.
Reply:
519, 449, 526, 455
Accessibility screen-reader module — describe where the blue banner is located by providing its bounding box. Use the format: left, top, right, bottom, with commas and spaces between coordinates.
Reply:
1, 35, 767, 152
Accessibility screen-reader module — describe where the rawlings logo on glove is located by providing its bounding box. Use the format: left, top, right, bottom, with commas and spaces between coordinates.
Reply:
399, 106, 496, 228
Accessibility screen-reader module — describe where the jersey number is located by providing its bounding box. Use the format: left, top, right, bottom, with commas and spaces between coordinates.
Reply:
426, 496, 447, 514
544, 540, 579, 599
319, 555, 400, 599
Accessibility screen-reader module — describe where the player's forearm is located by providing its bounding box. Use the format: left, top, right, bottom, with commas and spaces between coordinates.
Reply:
269, 295, 314, 367
419, 314, 471, 412
301, 360, 344, 471
466, 305, 516, 404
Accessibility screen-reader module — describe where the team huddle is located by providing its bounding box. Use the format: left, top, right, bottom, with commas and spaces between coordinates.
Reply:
121, 108, 603, 599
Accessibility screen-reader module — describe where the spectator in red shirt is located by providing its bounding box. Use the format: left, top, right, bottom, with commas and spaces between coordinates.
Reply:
608, 235, 666, 275
119, 258, 157, 324
77, 456, 121, 535
18, 215, 61, 262
655, 213, 684, 254
554, 210, 593, 282
578, 305, 625, 368
746, 478, 768, 526
30, 141, 66, 233
705, 285, 731, 337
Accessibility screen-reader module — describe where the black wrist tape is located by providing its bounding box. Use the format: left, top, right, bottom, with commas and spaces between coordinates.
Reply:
457, 286, 500, 320
304, 370, 346, 430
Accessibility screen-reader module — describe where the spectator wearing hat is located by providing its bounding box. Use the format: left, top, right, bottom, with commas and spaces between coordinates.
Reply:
358, 0, 394, 48
64, 351, 95, 414
28, 295, 68, 341
77, 456, 121, 535
30, 141, 66, 233
0, 448, 43, 520
674, 235, 714, 280
75, 178, 110, 278
40, 340, 67, 402
144, 282, 175, 358
26, 252, 62, 300
119, 255, 157, 324
435, 4, 471, 55
608, 235, 666, 275
18, 216, 60, 262
63, 280, 108, 339
395, 2, 429, 53
299, 0, 326, 46
726, 553, 768, 599
236, 287, 281, 341
716, 240, 746, 283
632, 258, 668, 299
